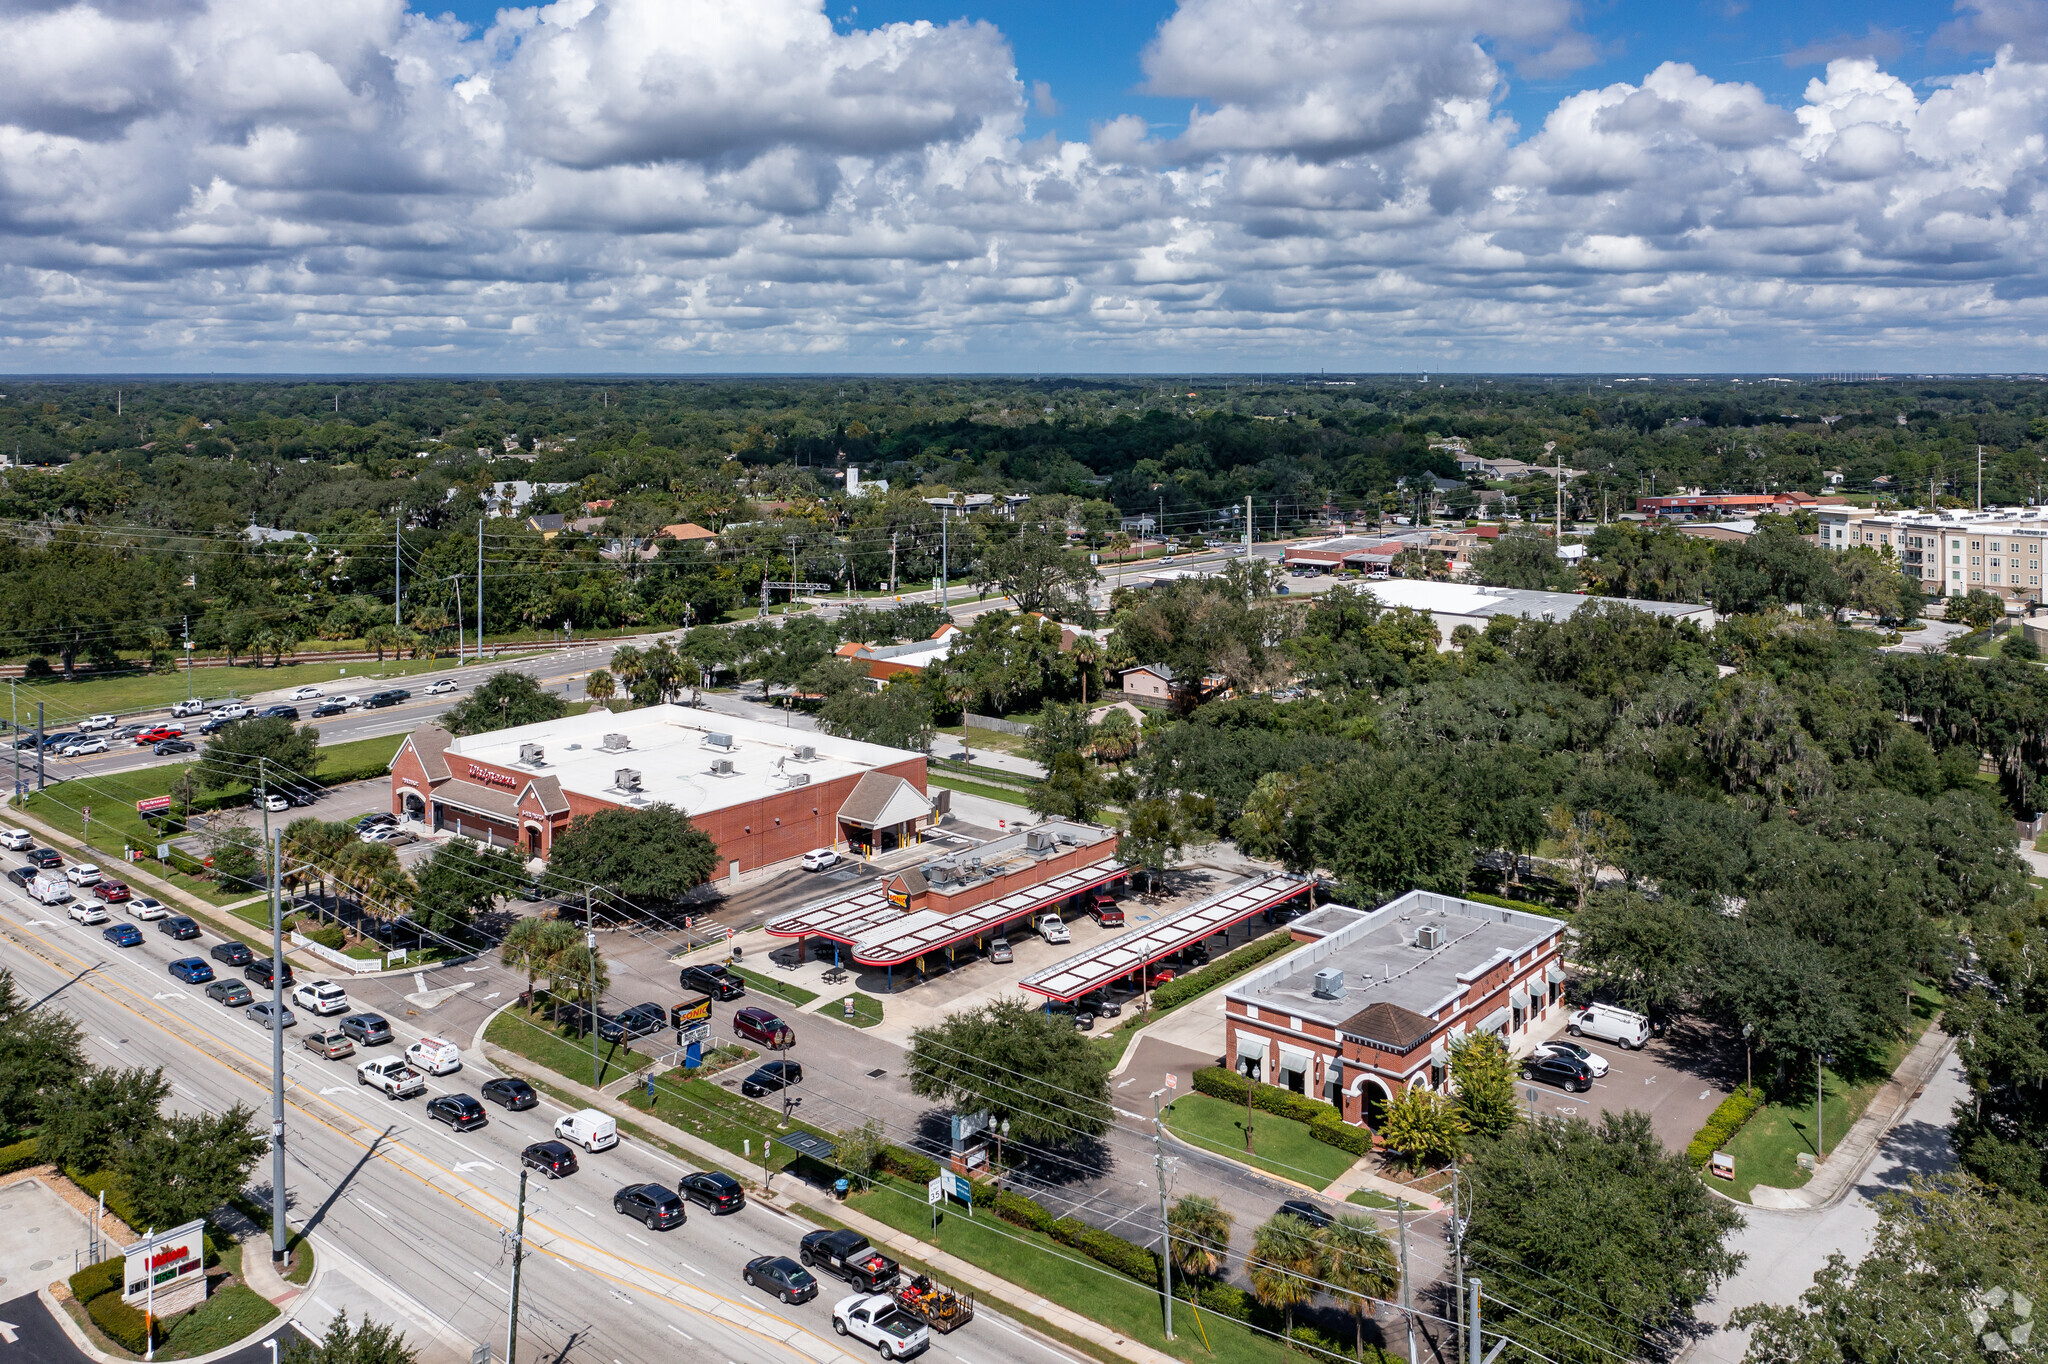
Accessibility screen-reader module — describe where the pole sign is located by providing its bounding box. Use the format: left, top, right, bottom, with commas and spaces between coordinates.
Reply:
927, 1175, 944, 1206
136, 796, 174, 815
122, 1218, 207, 1315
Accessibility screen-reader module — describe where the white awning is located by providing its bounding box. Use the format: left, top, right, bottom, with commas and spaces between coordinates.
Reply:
1429, 1041, 1448, 1067
1546, 962, 1564, 985
1237, 1034, 1267, 1060
1277, 1045, 1312, 1074
1509, 985, 1531, 1012
1479, 1007, 1509, 1034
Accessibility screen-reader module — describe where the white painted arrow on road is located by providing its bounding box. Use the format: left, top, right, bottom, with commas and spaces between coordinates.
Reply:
153, 991, 187, 1001
22, 920, 54, 927
462, 965, 488, 973
0, 1319, 19, 1344
320, 1086, 349, 1095
483, 992, 501, 1001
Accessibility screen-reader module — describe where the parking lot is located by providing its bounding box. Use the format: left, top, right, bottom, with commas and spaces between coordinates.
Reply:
1518, 1013, 1743, 1149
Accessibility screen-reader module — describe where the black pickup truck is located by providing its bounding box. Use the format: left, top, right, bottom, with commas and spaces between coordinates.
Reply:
799, 1229, 901, 1292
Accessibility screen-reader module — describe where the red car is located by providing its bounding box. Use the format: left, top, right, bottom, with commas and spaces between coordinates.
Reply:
733, 1006, 794, 1048
133, 726, 184, 745
94, 881, 131, 903
1141, 964, 1176, 988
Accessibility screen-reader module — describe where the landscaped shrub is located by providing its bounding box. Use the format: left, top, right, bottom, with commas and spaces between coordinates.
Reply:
69, 1257, 123, 1304
1308, 1112, 1374, 1156
877, 1146, 940, 1184
1461, 890, 1568, 918
67, 1167, 143, 1233
993, 1189, 1055, 1233
1046, 1216, 1161, 1285
1192, 1067, 1375, 1156
1686, 1085, 1766, 1168
0, 1135, 39, 1175
1150, 931, 1298, 1011
87, 1291, 163, 1352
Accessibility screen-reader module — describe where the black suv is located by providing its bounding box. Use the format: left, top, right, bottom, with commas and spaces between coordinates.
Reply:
244, 956, 296, 990
597, 1002, 668, 1044
6, 866, 34, 889
26, 848, 61, 869
679, 1170, 744, 1213
158, 915, 201, 940
427, 1094, 489, 1131
310, 701, 348, 718
522, 1141, 578, 1179
678, 963, 745, 1000
613, 1183, 686, 1230
259, 705, 300, 721
1522, 1050, 1593, 1094
210, 940, 253, 967
740, 1061, 802, 1097
341, 1013, 393, 1045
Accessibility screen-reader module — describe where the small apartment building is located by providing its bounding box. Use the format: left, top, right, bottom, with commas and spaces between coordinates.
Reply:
1224, 892, 1566, 1128
1816, 505, 2048, 603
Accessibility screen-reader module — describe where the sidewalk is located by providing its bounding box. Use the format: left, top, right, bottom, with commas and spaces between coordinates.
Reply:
1321, 1160, 1444, 1213
476, 1037, 1182, 1364
1746, 1024, 1955, 1211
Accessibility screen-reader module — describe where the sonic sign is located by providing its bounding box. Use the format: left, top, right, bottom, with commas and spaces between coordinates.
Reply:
122, 1218, 208, 1316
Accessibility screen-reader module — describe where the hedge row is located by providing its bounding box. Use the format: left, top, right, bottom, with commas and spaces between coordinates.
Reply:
69, 1256, 122, 1304
1049, 1216, 1160, 1283
0, 1135, 38, 1176
67, 1166, 144, 1234
88, 1292, 164, 1352
1150, 930, 1300, 1012
1461, 890, 1570, 919
1191, 1066, 1372, 1156
1686, 1085, 1766, 1169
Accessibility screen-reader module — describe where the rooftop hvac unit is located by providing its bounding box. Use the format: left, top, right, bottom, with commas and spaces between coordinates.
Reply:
602, 733, 630, 753
1415, 923, 1443, 950
709, 758, 734, 776
705, 733, 734, 749
517, 743, 544, 765
794, 744, 816, 761
1313, 967, 1345, 999
1024, 829, 1054, 851
927, 862, 953, 885
615, 768, 642, 792
787, 772, 810, 788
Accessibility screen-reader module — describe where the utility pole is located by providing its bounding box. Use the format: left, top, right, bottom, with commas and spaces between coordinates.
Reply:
1244, 495, 1252, 556
182, 616, 192, 704
1555, 447, 1563, 542
1450, 1167, 1465, 1364
1150, 1088, 1174, 1341
505, 1170, 528, 1364
394, 508, 403, 627
453, 576, 465, 666
1468, 1277, 1482, 1364
788, 535, 800, 610
940, 508, 950, 610
264, 784, 287, 1265
586, 891, 598, 1087
889, 532, 898, 595
1978, 445, 1984, 511
1400, 1196, 1416, 1364
477, 518, 485, 655
36, 702, 43, 791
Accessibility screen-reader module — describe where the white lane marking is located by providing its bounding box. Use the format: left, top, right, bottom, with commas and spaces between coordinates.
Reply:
353, 1196, 389, 1219
626, 1233, 650, 1247
678, 1259, 706, 1276
669, 1325, 694, 1341
473, 1272, 504, 1298
981, 1313, 1084, 1360
575, 1205, 596, 1218
454, 1162, 494, 1174
320, 1086, 349, 1096
484, 992, 501, 1001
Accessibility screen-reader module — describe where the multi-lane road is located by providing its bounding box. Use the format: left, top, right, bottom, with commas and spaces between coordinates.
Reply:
0, 874, 1103, 1364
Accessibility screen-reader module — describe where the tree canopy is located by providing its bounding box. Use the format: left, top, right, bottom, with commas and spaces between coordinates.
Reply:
905, 997, 1112, 1144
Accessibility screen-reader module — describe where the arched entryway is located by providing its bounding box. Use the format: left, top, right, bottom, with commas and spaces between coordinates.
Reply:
524, 823, 545, 858
1351, 1075, 1394, 1130
402, 792, 426, 822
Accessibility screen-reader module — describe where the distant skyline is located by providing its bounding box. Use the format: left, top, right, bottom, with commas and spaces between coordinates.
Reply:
1, 1, 2044, 373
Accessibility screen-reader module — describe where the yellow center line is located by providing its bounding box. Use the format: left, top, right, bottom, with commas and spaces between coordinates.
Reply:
0, 912, 853, 1364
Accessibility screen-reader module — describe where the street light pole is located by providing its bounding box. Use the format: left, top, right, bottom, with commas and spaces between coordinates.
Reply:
265, 796, 287, 1265
505, 1169, 528, 1364
1150, 1087, 1174, 1341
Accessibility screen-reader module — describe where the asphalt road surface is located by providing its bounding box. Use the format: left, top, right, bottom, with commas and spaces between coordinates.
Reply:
0, 883, 1101, 1364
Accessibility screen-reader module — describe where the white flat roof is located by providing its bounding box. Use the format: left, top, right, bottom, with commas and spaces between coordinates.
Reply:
1017, 873, 1312, 1002
443, 704, 920, 817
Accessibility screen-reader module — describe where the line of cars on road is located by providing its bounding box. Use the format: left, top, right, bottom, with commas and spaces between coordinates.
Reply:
25, 676, 465, 760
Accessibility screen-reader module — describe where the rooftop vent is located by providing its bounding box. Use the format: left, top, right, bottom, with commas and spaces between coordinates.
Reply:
1024, 828, 1055, 851
709, 758, 734, 776
517, 743, 545, 766
1415, 923, 1443, 950
787, 772, 810, 788
615, 768, 641, 793
1313, 967, 1344, 999
794, 744, 817, 761
927, 861, 954, 885
704, 732, 734, 750
602, 733, 630, 753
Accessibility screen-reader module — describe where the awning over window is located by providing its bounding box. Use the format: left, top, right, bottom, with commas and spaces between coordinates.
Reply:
1429, 1041, 1448, 1068
1479, 1007, 1510, 1034
1277, 1045, 1312, 1074
1509, 985, 1530, 1012
1546, 962, 1564, 985
1237, 1034, 1267, 1061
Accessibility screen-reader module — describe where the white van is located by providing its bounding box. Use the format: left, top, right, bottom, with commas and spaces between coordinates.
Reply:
30, 875, 73, 905
554, 1108, 618, 1152
1567, 1003, 1650, 1050
406, 1037, 462, 1075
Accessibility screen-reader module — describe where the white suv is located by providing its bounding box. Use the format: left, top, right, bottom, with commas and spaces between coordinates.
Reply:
78, 714, 117, 732
0, 829, 30, 852
1567, 1003, 1650, 1051
801, 848, 839, 871
292, 980, 351, 1017
65, 863, 102, 887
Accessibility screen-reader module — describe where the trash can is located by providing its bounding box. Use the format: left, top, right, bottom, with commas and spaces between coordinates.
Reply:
834, 1178, 850, 1201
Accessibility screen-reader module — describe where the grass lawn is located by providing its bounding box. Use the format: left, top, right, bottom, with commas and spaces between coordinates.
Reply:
7, 655, 463, 723
485, 1003, 655, 1087
160, 1285, 277, 1359
1344, 1189, 1414, 1211
828, 992, 883, 1028
619, 1064, 831, 1167
927, 774, 1040, 809
727, 964, 819, 1007
1722, 980, 1945, 1203
848, 1173, 1301, 1364
15, 732, 406, 908
1162, 1092, 1357, 1191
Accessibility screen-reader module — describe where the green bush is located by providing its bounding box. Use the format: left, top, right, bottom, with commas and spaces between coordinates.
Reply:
69, 1257, 123, 1304
1046, 1215, 1161, 1285
1686, 1085, 1766, 1168
1150, 930, 1299, 1011
88, 1291, 163, 1352
877, 1146, 940, 1183
1309, 1113, 1374, 1156
1193, 1281, 1257, 1320
993, 1189, 1055, 1233
1461, 889, 1569, 918
67, 1167, 143, 1233
1193, 1066, 1375, 1155
0, 1135, 39, 1176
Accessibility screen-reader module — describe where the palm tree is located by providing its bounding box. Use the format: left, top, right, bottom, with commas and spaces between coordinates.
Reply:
1320, 1214, 1399, 1358
1091, 708, 1137, 765
501, 917, 579, 1007
1166, 1195, 1234, 1283
1070, 635, 1099, 708
548, 937, 610, 1031
1249, 1214, 1323, 1336
585, 668, 616, 708
364, 623, 397, 663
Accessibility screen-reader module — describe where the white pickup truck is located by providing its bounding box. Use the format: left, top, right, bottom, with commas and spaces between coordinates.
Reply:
832, 1293, 930, 1360
1037, 914, 1070, 945
357, 1055, 425, 1100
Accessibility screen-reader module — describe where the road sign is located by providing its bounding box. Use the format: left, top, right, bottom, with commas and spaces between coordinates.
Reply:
1166, 1073, 1177, 1090
927, 1175, 944, 1206
136, 796, 173, 815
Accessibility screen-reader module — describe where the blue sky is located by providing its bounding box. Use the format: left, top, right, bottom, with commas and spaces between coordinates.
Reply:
2, 1, 2044, 372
